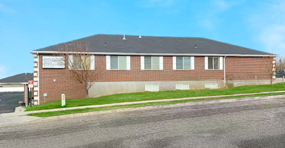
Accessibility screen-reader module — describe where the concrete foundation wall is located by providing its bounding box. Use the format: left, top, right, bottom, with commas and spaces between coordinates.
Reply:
89, 79, 283, 98
227, 79, 278, 87
88, 80, 225, 97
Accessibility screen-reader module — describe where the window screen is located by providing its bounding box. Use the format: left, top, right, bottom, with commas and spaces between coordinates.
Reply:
176, 57, 191, 70
72, 55, 91, 70
110, 56, 127, 70
208, 57, 219, 70
144, 56, 160, 70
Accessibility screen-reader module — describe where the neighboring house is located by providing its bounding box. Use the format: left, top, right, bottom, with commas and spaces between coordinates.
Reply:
30, 34, 275, 104
0, 73, 33, 92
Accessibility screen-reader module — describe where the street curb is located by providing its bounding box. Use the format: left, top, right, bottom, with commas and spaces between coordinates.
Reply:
40, 95, 285, 121
15, 106, 24, 113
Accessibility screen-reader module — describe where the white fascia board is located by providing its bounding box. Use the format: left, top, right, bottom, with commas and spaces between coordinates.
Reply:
0, 82, 24, 85
30, 51, 275, 57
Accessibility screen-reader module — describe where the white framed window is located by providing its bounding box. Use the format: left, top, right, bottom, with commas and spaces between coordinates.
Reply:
106, 56, 130, 70
176, 84, 189, 90
145, 84, 159, 92
141, 56, 163, 70
205, 83, 218, 89
69, 55, 95, 70
173, 56, 194, 70
205, 57, 223, 70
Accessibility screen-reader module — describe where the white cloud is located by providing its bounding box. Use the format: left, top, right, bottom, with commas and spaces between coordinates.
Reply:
197, 0, 243, 30
249, 0, 285, 56
137, 0, 185, 15
0, 65, 7, 79
198, 18, 216, 30
259, 26, 285, 54
0, 3, 16, 14
142, 0, 176, 7
214, 0, 243, 11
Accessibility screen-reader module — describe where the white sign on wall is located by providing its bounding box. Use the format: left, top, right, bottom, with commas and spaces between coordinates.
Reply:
42, 56, 65, 69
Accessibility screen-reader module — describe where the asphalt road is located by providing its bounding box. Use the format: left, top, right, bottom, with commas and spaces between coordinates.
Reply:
0, 92, 23, 113
1, 97, 285, 148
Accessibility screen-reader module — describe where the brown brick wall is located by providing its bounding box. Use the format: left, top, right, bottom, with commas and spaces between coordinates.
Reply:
38, 55, 86, 103
226, 57, 273, 80
226, 57, 271, 74
37, 55, 272, 102
97, 56, 224, 81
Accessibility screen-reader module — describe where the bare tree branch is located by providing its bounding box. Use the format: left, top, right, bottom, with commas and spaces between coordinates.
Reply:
56, 42, 101, 97
276, 56, 285, 72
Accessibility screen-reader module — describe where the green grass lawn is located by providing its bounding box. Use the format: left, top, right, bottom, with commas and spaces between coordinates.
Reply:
28, 92, 285, 117
24, 82, 285, 112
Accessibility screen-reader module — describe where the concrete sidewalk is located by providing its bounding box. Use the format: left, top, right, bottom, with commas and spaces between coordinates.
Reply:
1, 91, 285, 127
0, 112, 41, 127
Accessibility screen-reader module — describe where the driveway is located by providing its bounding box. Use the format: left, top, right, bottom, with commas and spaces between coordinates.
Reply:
0, 92, 23, 114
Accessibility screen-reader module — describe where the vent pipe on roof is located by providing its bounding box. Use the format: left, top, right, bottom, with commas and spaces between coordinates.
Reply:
139, 35, 142, 38
122, 35, 126, 40
104, 42, 107, 46
195, 44, 197, 48
159, 37, 161, 41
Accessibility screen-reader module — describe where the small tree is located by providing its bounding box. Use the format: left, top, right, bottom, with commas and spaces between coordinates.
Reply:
57, 42, 101, 97
276, 56, 285, 72
263, 55, 275, 86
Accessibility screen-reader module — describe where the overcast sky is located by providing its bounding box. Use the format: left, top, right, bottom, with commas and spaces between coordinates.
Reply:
0, 0, 285, 79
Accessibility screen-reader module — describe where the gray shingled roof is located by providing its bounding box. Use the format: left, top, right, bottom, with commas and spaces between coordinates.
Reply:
0, 73, 33, 84
31, 34, 270, 56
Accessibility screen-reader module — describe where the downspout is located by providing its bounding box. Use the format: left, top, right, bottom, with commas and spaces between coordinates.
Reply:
224, 56, 226, 87
37, 53, 40, 105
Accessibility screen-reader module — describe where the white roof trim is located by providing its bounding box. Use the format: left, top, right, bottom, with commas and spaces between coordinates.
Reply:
30, 51, 274, 57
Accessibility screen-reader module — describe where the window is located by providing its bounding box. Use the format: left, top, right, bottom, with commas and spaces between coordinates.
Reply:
205, 83, 218, 89
106, 56, 130, 70
145, 56, 159, 70
111, 56, 127, 70
174, 57, 194, 70
145, 84, 159, 91
141, 56, 163, 70
205, 57, 223, 70
208, 57, 219, 69
73, 56, 90, 70
173, 56, 194, 70
176, 84, 189, 90
69, 55, 94, 70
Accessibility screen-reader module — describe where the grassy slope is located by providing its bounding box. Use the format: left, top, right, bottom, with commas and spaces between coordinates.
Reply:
25, 83, 285, 111
28, 92, 285, 117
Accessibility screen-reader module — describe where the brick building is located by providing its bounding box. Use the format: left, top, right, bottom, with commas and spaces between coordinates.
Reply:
30, 34, 274, 104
